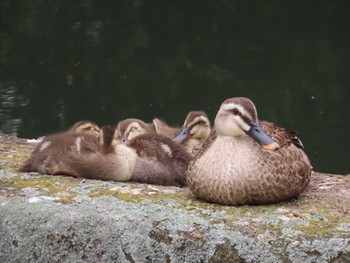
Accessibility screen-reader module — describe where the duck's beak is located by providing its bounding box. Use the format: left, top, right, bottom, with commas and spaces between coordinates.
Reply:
173, 127, 189, 143
120, 135, 128, 145
246, 123, 279, 151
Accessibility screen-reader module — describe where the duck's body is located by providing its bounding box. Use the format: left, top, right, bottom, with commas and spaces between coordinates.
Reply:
187, 97, 311, 205
19, 121, 101, 175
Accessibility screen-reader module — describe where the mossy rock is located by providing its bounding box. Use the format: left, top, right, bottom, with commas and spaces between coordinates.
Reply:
1, 133, 350, 262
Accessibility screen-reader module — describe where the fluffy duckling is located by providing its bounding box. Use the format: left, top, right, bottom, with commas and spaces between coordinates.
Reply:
187, 97, 312, 205
59, 131, 192, 187
69, 120, 101, 139
56, 143, 138, 181
173, 111, 211, 155
128, 133, 192, 186
19, 121, 101, 175
117, 118, 156, 143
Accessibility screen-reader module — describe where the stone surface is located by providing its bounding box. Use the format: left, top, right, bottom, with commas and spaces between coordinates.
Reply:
0, 133, 350, 263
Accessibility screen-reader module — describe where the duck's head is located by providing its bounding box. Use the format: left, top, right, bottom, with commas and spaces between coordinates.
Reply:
117, 118, 155, 144
69, 120, 101, 139
215, 97, 279, 150
174, 111, 211, 143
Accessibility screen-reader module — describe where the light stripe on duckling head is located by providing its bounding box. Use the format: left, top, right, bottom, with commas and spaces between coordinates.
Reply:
174, 111, 211, 143
117, 118, 155, 143
68, 120, 101, 139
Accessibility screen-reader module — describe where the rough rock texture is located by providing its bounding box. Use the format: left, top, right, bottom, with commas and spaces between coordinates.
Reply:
0, 133, 350, 263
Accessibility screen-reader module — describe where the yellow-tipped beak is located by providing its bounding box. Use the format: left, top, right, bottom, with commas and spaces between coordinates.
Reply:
263, 142, 280, 151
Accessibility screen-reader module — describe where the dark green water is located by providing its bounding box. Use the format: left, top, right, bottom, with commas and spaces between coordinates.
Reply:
0, 1, 349, 174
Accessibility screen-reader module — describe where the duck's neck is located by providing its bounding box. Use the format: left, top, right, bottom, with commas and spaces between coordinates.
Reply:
214, 134, 254, 153
216, 134, 247, 143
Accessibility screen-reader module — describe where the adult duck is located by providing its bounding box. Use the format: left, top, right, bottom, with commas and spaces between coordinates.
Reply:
187, 97, 312, 205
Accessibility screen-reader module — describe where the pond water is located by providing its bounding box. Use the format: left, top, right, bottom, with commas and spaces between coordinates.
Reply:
0, 1, 349, 174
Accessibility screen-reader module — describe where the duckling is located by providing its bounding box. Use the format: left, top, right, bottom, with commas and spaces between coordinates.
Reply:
128, 133, 192, 186
117, 118, 156, 143
187, 97, 312, 205
55, 143, 138, 181
19, 121, 101, 175
58, 132, 192, 187
115, 120, 192, 186
173, 111, 211, 155
69, 120, 101, 139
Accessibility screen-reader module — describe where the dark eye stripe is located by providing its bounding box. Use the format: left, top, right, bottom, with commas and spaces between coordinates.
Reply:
230, 108, 252, 126
241, 115, 252, 126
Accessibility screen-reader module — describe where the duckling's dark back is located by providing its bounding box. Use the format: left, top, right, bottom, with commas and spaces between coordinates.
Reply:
128, 133, 193, 186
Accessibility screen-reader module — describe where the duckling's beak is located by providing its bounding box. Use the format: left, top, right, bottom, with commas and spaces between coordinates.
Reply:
173, 127, 189, 143
246, 123, 279, 151
120, 135, 128, 145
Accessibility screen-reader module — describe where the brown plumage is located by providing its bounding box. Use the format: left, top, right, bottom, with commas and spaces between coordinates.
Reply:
117, 118, 156, 143
68, 120, 101, 139
128, 133, 193, 187
55, 144, 137, 181
187, 97, 312, 205
19, 121, 101, 175
100, 124, 119, 154
54, 128, 192, 186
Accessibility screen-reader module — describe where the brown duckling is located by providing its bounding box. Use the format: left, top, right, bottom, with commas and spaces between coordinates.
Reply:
117, 118, 156, 144
128, 133, 192, 186
69, 120, 101, 139
19, 121, 101, 175
58, 132, 192, 187
173, 111, 211, 155
187, 97, 312, 205
56, 143, 138, 181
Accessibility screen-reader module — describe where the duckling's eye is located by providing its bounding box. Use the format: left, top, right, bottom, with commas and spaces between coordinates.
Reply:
196, 120, 205, 126
231, 108, 240, 115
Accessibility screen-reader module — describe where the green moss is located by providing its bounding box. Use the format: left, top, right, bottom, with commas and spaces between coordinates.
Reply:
0, 174, 80, 204
89, 188, 145, 202
296, 220, 337, 235
0, 144, 32, 172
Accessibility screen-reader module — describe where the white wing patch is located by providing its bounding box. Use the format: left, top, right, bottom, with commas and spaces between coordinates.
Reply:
39, 141, 52, 152
160, 143, 172, 157
75, 137, 82, 153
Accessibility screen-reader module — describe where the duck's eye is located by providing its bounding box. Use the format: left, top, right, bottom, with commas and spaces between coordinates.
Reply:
196, 120, 205, 126
232, 108, 239, 115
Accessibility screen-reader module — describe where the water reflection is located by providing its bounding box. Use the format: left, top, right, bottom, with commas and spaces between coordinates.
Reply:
0, 1, 349, 174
